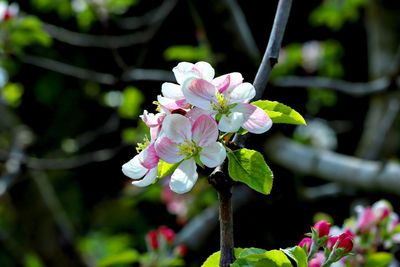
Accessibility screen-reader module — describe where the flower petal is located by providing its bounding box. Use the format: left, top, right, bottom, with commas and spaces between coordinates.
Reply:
132, 168, 158, 187
200, 142, 226, 168
182, 78, 217, 110
228, 82, 256, 103
218, 112, 245, 133
170, 159, 198, 194
212, 72, 243, 93
232, 103, 272, 134
122, 155, 147, 179
155, 136, 184, 164
139, 144, 159, 169
161, 82, 184, 99
162, 114, 192, 142
185, 107, 213, 124
191, 115, 218, 147
158, 95, 187, 112
193, 61, 215, 81
173, 62, 195, 84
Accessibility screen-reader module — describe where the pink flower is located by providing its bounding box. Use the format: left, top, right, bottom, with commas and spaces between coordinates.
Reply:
299, 237, 312, 252
309, 252, 325, 267
182, 74, 272, 133
372, 200, 392, 220
141, 110, 165, 141
121, 143, 159, 187
155, 114, 226, 193
158, 226, 176, 244
356, 206, 376, 232
0, 2, 18, 21
158, 62, 215, 112
147, 230, 159, 250
314, 220, 331, 237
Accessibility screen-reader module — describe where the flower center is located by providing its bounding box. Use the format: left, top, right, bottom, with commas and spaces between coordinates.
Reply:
211, 92, 230, 114
178, 140, 201, 158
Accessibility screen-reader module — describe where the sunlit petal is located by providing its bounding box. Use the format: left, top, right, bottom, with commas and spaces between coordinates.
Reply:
122, 155, 148, 179
218, 112, 245, 133
132, 168, 158, 187
182, 78, 217, 110
200, 142, 226, 168
232, 103, 272, 134
229, 82, 256, 103
170, 159, 198, 194
162, 114, 192, 142
161, 82, 184, 99
191, 115, 218, 147
155, 136, 184, 164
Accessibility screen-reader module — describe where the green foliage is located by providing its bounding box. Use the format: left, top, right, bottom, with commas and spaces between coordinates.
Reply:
227, 148, 273, 195
1, 82, 23, 107
164, 45, 211, 62
79, 232, 139, 267
24, 253, 44, 267
157, 160, 179, 178
271, 43, 303, 79
252, 100, 306, 125
364, 252, 393, 267
310, 0, 367, 30
281, 246, 308, 267
7, 16, 52, 53
118, 86, 144, 119
202, 248, 294, 267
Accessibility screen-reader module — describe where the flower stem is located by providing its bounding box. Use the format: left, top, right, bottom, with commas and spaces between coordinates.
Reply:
218, 185, 234, 267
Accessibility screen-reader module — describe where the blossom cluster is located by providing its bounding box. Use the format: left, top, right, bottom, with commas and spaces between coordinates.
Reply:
299, 200, 400, 267
122, 62, 272, 194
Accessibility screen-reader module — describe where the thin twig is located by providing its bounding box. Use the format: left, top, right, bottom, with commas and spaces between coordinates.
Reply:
116, 0, 178, 30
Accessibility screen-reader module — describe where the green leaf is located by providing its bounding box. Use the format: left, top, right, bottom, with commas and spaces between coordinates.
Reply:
164, 45, 210, 62
2, 83, 24, 107
227, 149, 273, 195
238, 248, 267, 259
157, 160, 179, 178
255, 250, 292, 267
365, 252, 393, 267
252, 100, 306, 125
201, 248, 244, 267
118, 86, 144, 118
281, 246, 308, 267
97, 250, 139, 267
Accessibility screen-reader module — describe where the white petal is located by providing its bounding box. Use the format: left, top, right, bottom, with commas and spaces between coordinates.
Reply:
191, 115, 218, 147
170, 159, 198, 194
155, 136, 184, 164
173, 62, 195, 84
200, 142, 226, 168
232, 103, 272, 134
218, 112, 245, 133
212, 72, 243, 93
132, 168, 158, 187
182, 78, 217, 110
194, 61, 215, 81
228, 82, 256, 103
162, 114, 192, 142
122, 155, 147, 179
185, 107, 213, 124
161, 82, 184, 99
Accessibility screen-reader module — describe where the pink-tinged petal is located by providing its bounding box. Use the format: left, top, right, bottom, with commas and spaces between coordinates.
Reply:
232, 103, 272, 134
161, 82, 184, 100
218, 112, 245, 133
193, 61, 215, 81
122, 155, 148, 179
182, 78, 217, 110
155, 136, 184, 164
191, 115, 218, 147
162, 114, 192, 142
185, 107, 214, 124
228, 82, 256, 103
170, 159, 198, 194
213, 72, 243, 94
173, 62, 195, 84
139, 144, 159, 169
200, 142, 226, 168
141, 110, 165, 128
216, 75, 230, 93
158, 95, 185, 112
132, 168, 158, 187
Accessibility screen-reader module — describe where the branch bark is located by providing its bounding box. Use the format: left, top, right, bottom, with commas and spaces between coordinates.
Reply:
265, 135, 400, 195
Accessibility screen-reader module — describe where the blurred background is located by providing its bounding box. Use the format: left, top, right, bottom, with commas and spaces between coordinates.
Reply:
0, 0, 399, 266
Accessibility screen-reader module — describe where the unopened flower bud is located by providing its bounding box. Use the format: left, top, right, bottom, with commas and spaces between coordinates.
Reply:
147, 230, 159, 250
175, 245, 187, 257
314, 220, 331, 237
158, 226, 176, 244
336, 231, 353, 253
299, 237, 312, 252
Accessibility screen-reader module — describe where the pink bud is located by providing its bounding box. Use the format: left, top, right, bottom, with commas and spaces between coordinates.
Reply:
298, 237, 312, 252
336, 232, 353, 253
175, 245, 187, 257
158, 226, 176, 243
147, 230, 159, 250
309, 252, 325, 267
327, 236, 339, 250
314, 220, 331, 237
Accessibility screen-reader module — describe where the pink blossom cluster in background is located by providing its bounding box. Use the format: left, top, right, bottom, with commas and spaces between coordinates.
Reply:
300, 200, 400, 267
122, 62, 272, 194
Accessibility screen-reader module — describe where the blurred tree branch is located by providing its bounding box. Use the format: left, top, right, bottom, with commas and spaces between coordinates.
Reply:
265, 135, 400, 195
